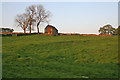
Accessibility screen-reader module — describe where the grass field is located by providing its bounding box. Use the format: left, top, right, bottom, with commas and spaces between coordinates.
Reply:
2, 35, 118, 78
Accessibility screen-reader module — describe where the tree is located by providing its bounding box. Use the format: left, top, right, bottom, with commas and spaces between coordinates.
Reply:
9, 29, 14, 32
0, 28, 14, 32
99, 24, 115, 35
35, 5, 50, 34
15, 13, 29, 33
26, 5, 36, 34
15, 4, 51, 34
118, 26, 120, 35
98, 27, 105, 35
114, 26, 120, 35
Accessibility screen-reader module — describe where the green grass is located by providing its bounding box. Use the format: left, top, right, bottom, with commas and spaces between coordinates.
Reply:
2, 35, 119, 78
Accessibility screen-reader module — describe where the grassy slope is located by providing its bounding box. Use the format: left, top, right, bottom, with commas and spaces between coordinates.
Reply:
2, 35, 118, 78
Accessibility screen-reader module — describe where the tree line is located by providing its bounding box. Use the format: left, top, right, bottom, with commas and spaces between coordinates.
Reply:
98, 24, 120, 35
15, 4, 50, 34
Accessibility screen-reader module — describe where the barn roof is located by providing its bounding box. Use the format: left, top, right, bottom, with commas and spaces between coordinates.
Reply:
45, 25, 58, 31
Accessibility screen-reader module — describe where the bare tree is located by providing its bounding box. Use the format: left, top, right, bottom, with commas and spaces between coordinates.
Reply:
26, 5, 36, 34
35, 5, 51, 34
15, 4, 51, 34
15, 13, 29, 33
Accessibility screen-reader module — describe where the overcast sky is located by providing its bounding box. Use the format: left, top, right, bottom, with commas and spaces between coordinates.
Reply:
1, 1, 118, 34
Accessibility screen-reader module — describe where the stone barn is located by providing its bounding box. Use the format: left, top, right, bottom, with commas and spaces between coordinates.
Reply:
44, 25, 58, 36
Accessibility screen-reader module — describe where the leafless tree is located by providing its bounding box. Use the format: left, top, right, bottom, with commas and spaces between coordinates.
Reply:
15, 13, 29, 33
35, 5, 51, 34
26, 5, 36, 34
15, 4, 51, 34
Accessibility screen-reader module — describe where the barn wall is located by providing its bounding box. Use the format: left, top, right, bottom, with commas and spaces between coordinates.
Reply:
44, 26, 58, 36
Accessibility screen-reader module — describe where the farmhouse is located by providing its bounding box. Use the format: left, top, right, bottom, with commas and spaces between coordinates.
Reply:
44, 25, 58, 36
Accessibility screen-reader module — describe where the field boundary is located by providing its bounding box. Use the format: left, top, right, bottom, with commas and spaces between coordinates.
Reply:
0, 32, 112, 37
